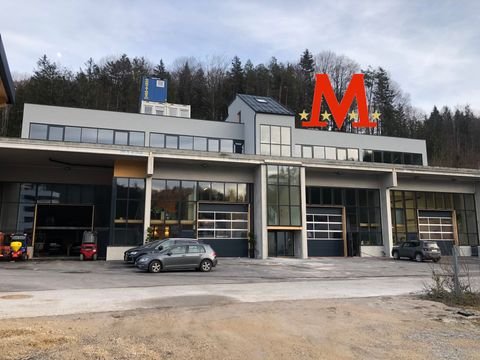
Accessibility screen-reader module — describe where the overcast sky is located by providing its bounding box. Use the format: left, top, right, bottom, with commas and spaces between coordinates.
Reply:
2, 0, 479, 113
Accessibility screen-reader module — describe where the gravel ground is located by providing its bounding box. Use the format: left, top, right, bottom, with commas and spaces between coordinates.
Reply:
1, 296, 479, 360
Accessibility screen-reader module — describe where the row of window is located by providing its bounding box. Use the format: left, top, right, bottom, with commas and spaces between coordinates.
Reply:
363, 150, 423, 165
294, 145, 359, 161
150, 133, 244, 153
29, 123, 145, 146
197, 211, 249, 239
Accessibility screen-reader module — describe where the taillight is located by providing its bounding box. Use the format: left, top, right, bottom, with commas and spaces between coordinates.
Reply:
212, 252, 217, 257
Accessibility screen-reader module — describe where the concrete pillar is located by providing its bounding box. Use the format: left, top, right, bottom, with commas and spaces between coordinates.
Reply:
380, 171, 397, 257
254, 164, 268, 259
298, 166, 308, 259
380, 187, 393, 257
475, 183, 480, 256
143, 154, 154, 244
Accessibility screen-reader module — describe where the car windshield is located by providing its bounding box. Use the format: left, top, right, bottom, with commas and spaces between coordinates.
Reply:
145, 240, 164, 248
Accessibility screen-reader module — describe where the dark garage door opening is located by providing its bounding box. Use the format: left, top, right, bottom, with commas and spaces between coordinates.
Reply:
33, 204, 94, 258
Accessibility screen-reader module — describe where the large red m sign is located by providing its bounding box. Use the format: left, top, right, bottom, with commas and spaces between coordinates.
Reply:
302, 74, 377, 129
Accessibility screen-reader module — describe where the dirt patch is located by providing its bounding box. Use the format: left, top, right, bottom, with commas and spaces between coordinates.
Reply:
0, 294, 33, 300
0, 297, 479, 360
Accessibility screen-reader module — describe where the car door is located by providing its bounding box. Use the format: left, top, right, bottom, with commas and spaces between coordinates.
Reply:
185, 245, 205, 267
397, 243, 407, 257
161, 245, 188, 269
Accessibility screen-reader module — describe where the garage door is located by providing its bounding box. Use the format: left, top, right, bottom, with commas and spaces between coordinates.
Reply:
197, 203, 249, 257
418, 210, 455, 255
307, 207, 345, 257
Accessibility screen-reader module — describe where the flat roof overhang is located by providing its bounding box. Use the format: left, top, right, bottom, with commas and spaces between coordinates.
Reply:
0, 35, 15, 106
0, 138, 479, 183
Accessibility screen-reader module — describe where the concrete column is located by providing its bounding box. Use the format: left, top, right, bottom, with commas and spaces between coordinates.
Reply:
474, 183, 480, 256
254, 164, 268, 259
380, 171, 397, 257
380, 187, 393, 257
298, 166, 308, 259
143, 154, 154, 244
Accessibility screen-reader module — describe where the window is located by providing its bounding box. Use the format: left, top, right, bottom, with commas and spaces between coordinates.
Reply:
97, 129, 114, 145
150, 133, 165, 148
234, 140, 244, 154
144, 105, 153, 114
220, 139, 233, 153
165, 135, 178, 149
314, 146, 325, 159
267, 166, 301, 226
347, 148, 359, 161
64, 127, 81, 142
194, 137, 207, 151
363, 150, 423, 165
170, 246, 187, 254
82, 128, 98, 143
155, 107, 164, 116
337, 148, 347, 161
188, 245, 205, 253
198, 210, 248, 239
114, 131, 128, 145
129, 132, 145, 146
179, 136, 193, 150
208, 138, 219, 152
29, 124, 48, 140
260, 125, 291, 157
48, 126, 64, 141
325, 147, 336, 160
302, 146, 313, 158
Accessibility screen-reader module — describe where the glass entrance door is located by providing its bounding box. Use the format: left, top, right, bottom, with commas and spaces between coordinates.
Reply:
268, 231, 295, 257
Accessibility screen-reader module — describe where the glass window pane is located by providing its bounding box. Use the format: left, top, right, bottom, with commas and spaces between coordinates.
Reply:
208, 138, 219, 152
225, 183, 237, 202
267, 185, 278, 205
271, 144, 281, 156
363, 150, 373, 162
279, 206, 290, 225
181, 181, 196, 201
261, 143, 270, 155
290, 187, 300, 205
281, 145, 291, 157
302, 146, 313, 158
116, 178, 129, 199
268, 205, 279, 225
150, 133, 165, 148
271, 126, 281, 144
278, 166, 289, 185
279, 186, 289, 205
30, 124, 48, 140
412, 154, 423, 165
129, 179, 145, 199
48, 126, 64, 141
325, 147, 336, 160
114, 131, 128, 145
290, 206, 301, 226
194, 137, 207, 151
347, 148, 359, 161
314, 146, 325, 159
165, 135, 178, 149
337, 148, 347, 161
211, 182, 225, 201
198, 182, 211, 201
237, 184, 247, 202
260, 125, 270, 143
281, 127, 291, 145
129, 132, 145, 146
179, 136, 193, 150
267, 166, 278, 184
220, 139, 233, 153
64, 126, 81, 142
289, 167, 300, 186
82, 128, 98, 143
97, 129, 114, 144
293, 145, 302, 157
464, 194, 475, 210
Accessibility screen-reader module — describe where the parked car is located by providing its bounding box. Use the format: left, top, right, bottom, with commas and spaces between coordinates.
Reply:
392, 240, 441, 262
124, 238, 199, 264
136, 244, 217, 273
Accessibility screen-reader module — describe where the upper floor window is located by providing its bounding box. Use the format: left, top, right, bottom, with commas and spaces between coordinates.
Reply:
363, 150, 422, 165
260, 125, 291, 157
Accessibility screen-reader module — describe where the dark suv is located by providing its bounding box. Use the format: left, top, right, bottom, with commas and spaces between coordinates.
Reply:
392, 240, 441, 262
124, 238, 199, 264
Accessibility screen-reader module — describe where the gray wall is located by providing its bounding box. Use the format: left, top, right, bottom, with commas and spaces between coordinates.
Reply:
226, 97, 256, 155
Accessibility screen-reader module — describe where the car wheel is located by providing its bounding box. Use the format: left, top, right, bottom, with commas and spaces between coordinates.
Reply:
149, 260, 162, 273
415, 253, 423, 262
392, 251, 400, 260
199, 259, 213, 272
433, 258, 440, 263
80, 254, 84, 261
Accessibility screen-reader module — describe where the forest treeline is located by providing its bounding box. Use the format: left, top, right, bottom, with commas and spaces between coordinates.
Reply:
1, 49, 479, 168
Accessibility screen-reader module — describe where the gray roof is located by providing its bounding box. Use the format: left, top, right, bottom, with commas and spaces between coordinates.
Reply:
237, 94, 294, 116
0, 35, 15, 104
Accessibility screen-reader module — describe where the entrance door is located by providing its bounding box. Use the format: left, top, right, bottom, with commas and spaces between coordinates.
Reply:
268, 231, 295, 257
418, 210, 455, 255
33, 204, 94, 257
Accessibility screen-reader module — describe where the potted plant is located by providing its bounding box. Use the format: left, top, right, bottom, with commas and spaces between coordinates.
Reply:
248, 232, 256, 258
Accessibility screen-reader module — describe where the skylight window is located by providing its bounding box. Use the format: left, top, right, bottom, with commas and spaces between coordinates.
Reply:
255, 98, 268, 103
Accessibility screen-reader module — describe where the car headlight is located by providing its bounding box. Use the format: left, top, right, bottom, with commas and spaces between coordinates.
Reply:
130, 251, 137, 255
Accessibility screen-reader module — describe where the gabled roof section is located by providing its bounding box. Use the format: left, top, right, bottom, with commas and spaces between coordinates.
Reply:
0, 34, 15, 105
236, 94, 294, 116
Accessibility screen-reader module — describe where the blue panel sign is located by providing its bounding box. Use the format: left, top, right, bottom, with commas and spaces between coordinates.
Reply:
140, 77, 167, 103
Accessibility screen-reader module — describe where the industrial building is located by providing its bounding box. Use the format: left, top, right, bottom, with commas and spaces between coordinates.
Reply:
0, 90, 478, 260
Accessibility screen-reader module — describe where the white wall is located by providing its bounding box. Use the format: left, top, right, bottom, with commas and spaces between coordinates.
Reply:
106, 246, 131, 261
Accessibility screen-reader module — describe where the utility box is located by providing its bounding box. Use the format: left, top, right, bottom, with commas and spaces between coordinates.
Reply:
140, 100, 191, 118
140, 77, 167, 103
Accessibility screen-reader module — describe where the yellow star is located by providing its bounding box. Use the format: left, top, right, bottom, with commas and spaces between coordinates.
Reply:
299, 110, 309, 121
348, 110, 358, 120
371, 110, 381, 121
321, 111, 331, 121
